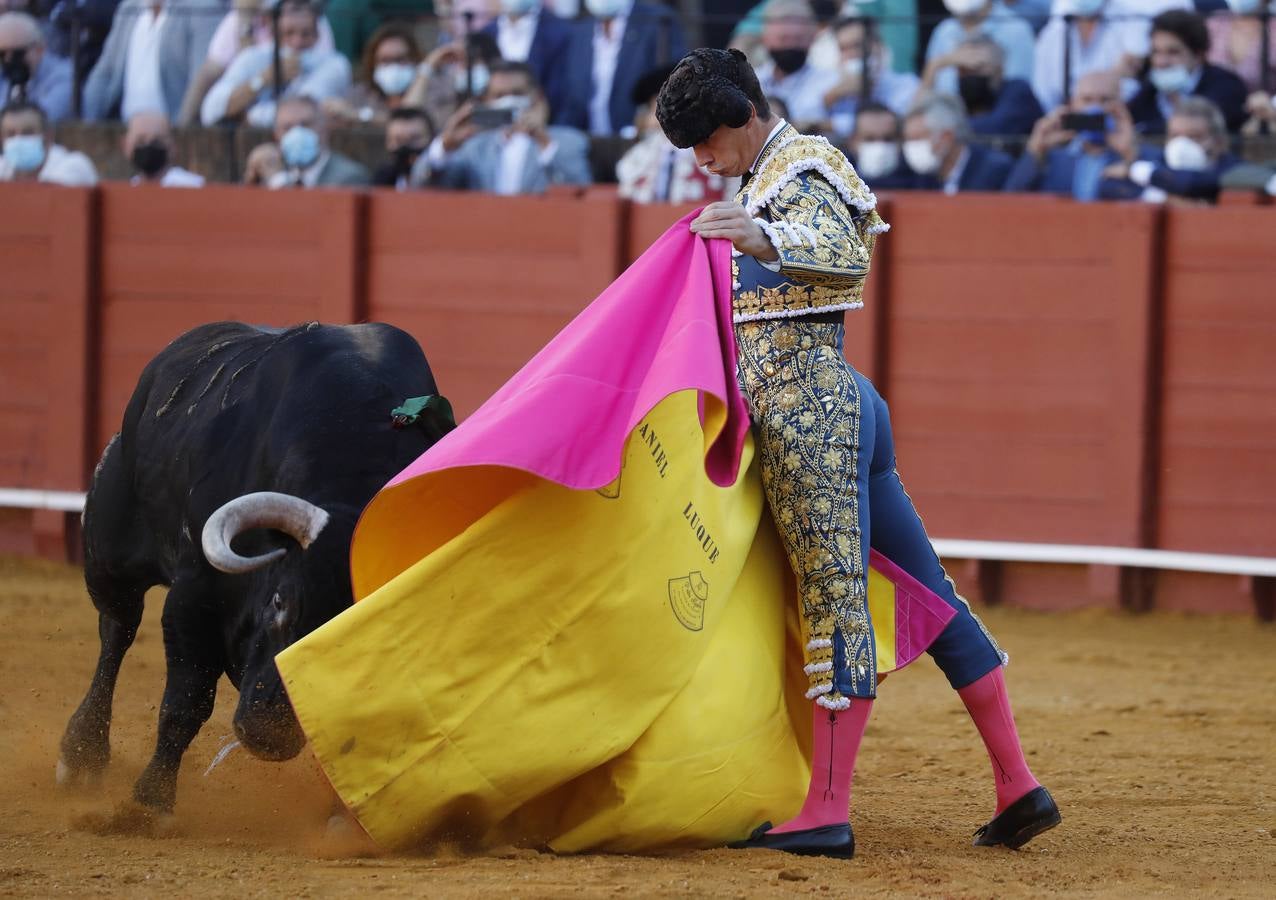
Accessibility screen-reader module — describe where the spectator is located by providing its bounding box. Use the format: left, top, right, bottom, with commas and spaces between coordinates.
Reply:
802, 0, 846, 70
1241, 87, 1275, 135
1206, 2, 1276, 94
413, 60, 591, 194
0, 11, 69, 121
323, 22, 424, 127
1127, 10, 1249, 132
243, 94, 370, 188
482, 0, 575, 123
750, 0, 839, 128
82, 0, 220, 122
923, 0, 1036, 97
179, 0, 336, 125
943, 32, 1044, 135
1099, 94, 1239, 202
1004, 68, 1130, 198
616, 64, 735, 203
1032, 0, 1149, 111
45, 0, 122, 82
820, 15, 920, 140
846, 100, 917, 188
560, 0, 687, 136
0, 99, 95, 184
122, 109, 203, 186
202, 1, 352, 128
410, 30, 502, 135
901, 92, 1015, 190
372, 105, 433, 189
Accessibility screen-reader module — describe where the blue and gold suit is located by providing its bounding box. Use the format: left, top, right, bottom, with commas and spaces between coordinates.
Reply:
733, 123, 1005, 709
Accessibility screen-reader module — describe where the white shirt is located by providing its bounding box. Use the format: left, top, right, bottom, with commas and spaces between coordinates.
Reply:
130, 166, 205, 188
267, 152, 331, 189
755, 62, 840, 125
122, 5, 168, 121
496, 12, 540, 63
0, 143, 98, 186
589, 5, 632, 135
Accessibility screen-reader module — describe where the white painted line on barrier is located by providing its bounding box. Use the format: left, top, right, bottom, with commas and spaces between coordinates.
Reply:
1, 487, 1274, 577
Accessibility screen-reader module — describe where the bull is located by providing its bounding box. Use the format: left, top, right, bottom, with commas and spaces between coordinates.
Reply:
57, 321, 452, 814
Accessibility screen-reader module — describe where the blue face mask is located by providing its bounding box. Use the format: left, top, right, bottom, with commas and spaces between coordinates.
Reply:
3, 134, 45, 172
280, 125, 321, 168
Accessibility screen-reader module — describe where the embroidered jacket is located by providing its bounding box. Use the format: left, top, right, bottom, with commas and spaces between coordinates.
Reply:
732, 124, 888, 324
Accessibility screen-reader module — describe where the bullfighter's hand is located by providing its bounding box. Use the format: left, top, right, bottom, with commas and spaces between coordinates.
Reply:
689, 202, 779, 262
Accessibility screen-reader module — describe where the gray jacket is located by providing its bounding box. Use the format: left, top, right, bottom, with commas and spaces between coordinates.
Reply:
412, 126, 592, 195
82, 0, 220, 121
315, 152, 370, 187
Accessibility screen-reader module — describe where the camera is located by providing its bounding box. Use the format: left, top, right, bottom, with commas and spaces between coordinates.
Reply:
1060, 112, 1107, 134
1, 46, 32, 98
470, 105, 516, 130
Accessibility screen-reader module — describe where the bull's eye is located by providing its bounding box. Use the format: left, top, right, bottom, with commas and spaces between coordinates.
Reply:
272, 592, 286, 613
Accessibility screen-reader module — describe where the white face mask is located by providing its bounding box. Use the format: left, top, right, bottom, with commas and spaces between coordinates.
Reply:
902, 138, 940, 175
854, 140, 899, 180
943, 0, 986, 16
1163, 135, 1209, 171
373, 62, 416, 96
455, 63, 491, 96
1149, 64, 1193, 95
585, 0, 628, 18
1224, 0, 1262, 12
1055, 0, 1104, 16
842, 57, 864, 77
501, 0, 539, 13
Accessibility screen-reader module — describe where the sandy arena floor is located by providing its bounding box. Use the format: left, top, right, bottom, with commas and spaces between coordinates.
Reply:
0, 555, 1273, 898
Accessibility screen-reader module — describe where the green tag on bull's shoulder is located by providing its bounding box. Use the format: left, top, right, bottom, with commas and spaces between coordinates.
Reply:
391, 395, 456, 435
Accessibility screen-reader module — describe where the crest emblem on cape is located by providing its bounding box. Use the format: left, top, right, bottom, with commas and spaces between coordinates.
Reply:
668, 571, 709, 631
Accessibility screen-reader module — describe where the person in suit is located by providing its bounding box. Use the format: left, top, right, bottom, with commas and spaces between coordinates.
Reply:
559, 0, 687, 135
243, 94, 371, 188
1099, 95, 1240, 204
819, 14, 920, 141
81, 0, 221, 121
933, 32, 1042, 137
1126, 9, 1249, 133
845, 101, 918, 190
412, 60, 591, 194
481, 0, 575, 124
1004, 68, 1129, 200
899, 92, 1013, 192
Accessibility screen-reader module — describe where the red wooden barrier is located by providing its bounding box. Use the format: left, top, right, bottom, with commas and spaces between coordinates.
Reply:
93, 184, 363, 453
365, 187, 623, 419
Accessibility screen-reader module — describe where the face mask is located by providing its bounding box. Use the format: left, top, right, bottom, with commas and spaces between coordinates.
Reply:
1163, 135, 1209, 171
1224, 0, 1261, 12
3, 133, 44, 173
0, 47, 31, 87
855, 141, 900, 180
770, 48, 809, 76
842, 57, 865, 77
902, 138, 940, 175
958, 74, 997, 111
374, 62, 416, 96
501, 0, 538, 13
585, 0, 628, 18
1055, 0, 1104, 16
489, 93, 532, 114
455, 63, 490, 96
943, 0, 986, 16
1149, 64, 1192, 95
279, 125, 321, 168
131, 142, 169, 177
391, 143, 424, 175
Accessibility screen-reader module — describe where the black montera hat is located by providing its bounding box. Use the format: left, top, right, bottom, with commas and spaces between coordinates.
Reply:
656, 48, 764, 149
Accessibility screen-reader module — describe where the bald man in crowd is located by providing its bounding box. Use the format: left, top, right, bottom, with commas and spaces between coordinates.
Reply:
123, 111, 205, 187
0, 12, 72, 121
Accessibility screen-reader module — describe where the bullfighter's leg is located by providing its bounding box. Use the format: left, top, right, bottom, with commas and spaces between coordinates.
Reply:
857, 374, 1060, 847
132, 580, 222, 813
58, 598, 144, 786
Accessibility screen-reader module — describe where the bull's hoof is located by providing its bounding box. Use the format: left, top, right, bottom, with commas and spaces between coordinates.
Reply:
71, 800, 178, 838
55, 757, 105, 789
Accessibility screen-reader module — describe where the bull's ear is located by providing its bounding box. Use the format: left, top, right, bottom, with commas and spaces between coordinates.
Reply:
390, 394, 457, 443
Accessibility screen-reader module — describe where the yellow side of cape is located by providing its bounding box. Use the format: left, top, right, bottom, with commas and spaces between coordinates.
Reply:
276, 391, 903, 852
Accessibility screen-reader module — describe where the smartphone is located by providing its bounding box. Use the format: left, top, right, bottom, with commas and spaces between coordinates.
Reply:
470, 106, 515, 130
1061, 112, 1106, 133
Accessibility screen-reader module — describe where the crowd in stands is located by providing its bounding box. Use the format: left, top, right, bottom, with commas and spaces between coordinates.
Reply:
1, 0, 1273, 202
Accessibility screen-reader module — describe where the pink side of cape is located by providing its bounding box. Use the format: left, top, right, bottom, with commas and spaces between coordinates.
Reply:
386, 211, 749, 491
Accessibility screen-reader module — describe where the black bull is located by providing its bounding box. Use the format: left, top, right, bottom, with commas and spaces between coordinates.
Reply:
58, 322, 453, 812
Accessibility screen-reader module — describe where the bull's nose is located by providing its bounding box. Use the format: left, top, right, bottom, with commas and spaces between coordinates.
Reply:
233, 713, 305, 762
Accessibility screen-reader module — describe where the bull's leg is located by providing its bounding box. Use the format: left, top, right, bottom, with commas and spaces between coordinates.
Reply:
58, 589, 145, 786
131, 582, 222, 813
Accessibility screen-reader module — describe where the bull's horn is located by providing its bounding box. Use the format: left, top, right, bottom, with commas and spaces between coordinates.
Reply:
201, 492, 330, 575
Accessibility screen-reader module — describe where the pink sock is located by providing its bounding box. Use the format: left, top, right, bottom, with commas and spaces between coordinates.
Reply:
957, 667, 1041, 816
769, 699, 873, 834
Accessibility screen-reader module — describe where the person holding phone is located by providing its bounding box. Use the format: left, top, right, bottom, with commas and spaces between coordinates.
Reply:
412, 59, 591, 194
1004, 67, 1135, 199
